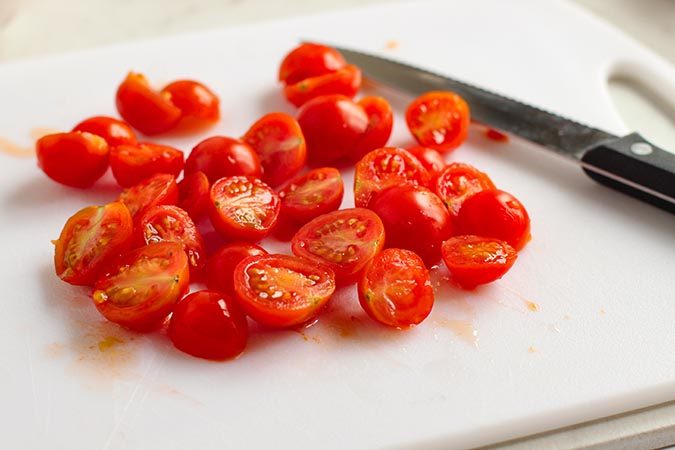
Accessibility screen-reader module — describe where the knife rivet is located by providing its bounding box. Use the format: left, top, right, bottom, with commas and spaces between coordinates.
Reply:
630, 142, 653, 156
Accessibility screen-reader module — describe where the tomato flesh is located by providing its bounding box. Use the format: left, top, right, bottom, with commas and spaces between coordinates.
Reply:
279, 167, 344, 225
406, 91, 470, 152
279, 43, 346, 85
406, 145, 446, 177
36, 132, 109, 188
435, 163, 495, 216
161, 80, 220, 122
442, 235, 517, 289
185, 136, 261, 183
72, 116, 137, 147
178, 171, 210, 220
118, 173, 179, 219
205, 242, 267, 297
110, 143, 184, 188
352, 96, 393, 161
284, 64, 361, 107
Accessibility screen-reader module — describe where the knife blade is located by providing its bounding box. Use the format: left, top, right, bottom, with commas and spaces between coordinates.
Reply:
330, 45, 675, 214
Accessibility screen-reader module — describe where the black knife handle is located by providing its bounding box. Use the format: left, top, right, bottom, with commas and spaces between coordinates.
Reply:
581, 133, 675, 214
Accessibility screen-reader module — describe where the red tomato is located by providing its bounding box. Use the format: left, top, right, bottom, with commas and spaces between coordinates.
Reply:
353, 147, 431, 208
442, 235, 517, 289
434, 163, 495, 216
284, 65, 361, 107
118, 173, 179, 219
485, 128, 509, 142
168, 290, 248, 360
291, 208, 385, 282
115, 72, 182, 135
36, 132, 109, 188
72, 116, 137, 147
205, 242, 267, 297
279, 167, 344, 225
242, 113, 306, 186
92, 242, 189, 331
359, 248, 434, 328
406, 146, 446, 177
297, 94, 368, 164
110, 143, 184, 188
208, 176, 280, 241
233, 254, 335, 327
279, 43, 346, 85
178, 171, 210, 220
406, 91, 470, 152
185, 136, 261, 183
456, 189, 531, 251
161, 80, 220, 122
53, 202, 133, 286
136, 205, 206, 275
351, 96, 394, 161
369, 185, 453, 266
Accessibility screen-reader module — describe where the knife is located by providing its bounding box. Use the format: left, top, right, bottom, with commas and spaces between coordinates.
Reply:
330, 45, 675, 214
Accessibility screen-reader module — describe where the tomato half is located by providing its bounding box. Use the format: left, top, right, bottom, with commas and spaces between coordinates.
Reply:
115, 72, 182, 135
279, 43, 346, 85
351, 96, 394, 161
168, 290, 248, 360
242, 112, 306, 186
36, 132, 109, 188
233, 254, 335, 328
284, 64, 361, 107
53, 202, 133, 286
407, 145, 446, 177
369, 185, 453, 266
208, 176, 280, 241
279, 167, 343, 225
406, 91, 470, 152
205, 242, 267, 297
353, 147, 431, 208
91, 242, 189, 331
72, 116, 137, 147
297, 94, 368, 164
161, 80, 220, 122
178, 171, 210, 220
358, 248, 434, 328
110, 143, 184, 188
185, 136, 261, 183
291, 208, 385, 282
442, 235, 517, 289
118, 173, 179, 219
456, 189, 531, 251
434, 163, 495, 216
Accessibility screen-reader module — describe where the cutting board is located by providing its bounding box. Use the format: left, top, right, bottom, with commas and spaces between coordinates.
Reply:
1, 1, 674, 449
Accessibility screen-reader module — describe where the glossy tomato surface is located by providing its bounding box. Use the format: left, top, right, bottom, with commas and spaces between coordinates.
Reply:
352, 96, 393, 161
284, 64, 361, 107
434, 163, 495, 216
205, 242, 267, 297
72, 116, 137, 147
161, 80, 220, 122
279, 167, 344, 225
279, 43, 346, 85
406, 145, 446, 177
178, 171, 210, 220
406, 91, 470, 152
110, 143, 184, 188
442, 235, 517, 289
36, 132, 109, 188
185, 136, 261, 183
118, 173, 179, 219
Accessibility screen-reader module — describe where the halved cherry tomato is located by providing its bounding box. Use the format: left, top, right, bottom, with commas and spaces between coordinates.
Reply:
36, 132, 109, 188
456, 189, 531, 251
242, 113, 306, 186
369, 185, 453, 266
407, 145, 446, 177
92, 242, 189, 331
353, 147, 431, 208
279, 167, 344, 225
178, 171, 210, 220
435, 163, 495, 216
284, 65, 361, 107
115, 72, 182, 135
279, 43, 346, 85
208, 176, 280, 241
358, 248, 434, 328
136, 205, 205, 275
205, 242, 267, 297
406, 91, 470, 152
351, 96, 393, 161
53, 202, 133, 286
442, 235, 517, 289
291, 208, 385, 282
72, 116, 137, 147
297, 94, 368, 164
233, 254, 335, 327
185, 136, 261, 183
161, 80, 220, 122
168, 290, 248, 360
110, 143, 184, 188
118, 173, 179, 219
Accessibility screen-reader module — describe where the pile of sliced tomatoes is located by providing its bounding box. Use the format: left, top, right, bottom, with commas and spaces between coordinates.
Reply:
40, 43, 530, 361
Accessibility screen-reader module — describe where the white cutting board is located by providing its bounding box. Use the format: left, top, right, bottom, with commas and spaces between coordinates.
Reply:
1, 1, 674, 449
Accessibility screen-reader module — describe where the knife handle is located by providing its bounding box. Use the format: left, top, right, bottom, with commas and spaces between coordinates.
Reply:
581, 133, 675, 214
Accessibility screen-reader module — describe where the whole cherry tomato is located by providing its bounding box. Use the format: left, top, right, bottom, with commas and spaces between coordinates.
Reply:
36, 132, 109, 188
279, 43, 346, 85
185, 136, 261, 183
406, 146, 446, 177
434, 163, 495, 216
279, 167, 344, 225
161, 80, 220, 122
442, 235, 517, 289
72, 116, 137, 147
284, 65, 361, 107
351, 96, 393, 161
178, 171, 210, 220
205, 242, 267, 297
110, 143, 184, 188
406, 91, 470, 152
117, 173, 179, 219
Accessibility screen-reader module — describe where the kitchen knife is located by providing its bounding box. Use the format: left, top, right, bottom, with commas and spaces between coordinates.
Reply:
330, 45, 675, 214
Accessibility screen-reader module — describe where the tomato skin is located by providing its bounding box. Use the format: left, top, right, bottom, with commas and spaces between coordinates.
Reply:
36, 132, 109, 188
434, 163, 495, 216
279, 167, 344, 225
168, 290, 248, 360
233, 254, 336, 328
242, 113, 306, 186
406, 146, 446, 177
297, 94, 369, 164
92, 242, 190, 332
351, 96, 394, 161
115, 72, 182, 135
185, 136, 262, 183
279, 43, 346, 85
205, 243, 267, 297
178, 171, 210, 220
369, 185, 453, 266
442, 235, 517, 289
359, 248, 434, 328
53, 202, 133, 286
110, 143, 184, 188
406, 91, 470, 152
118, 173, 179, 219
72, 116, 137, 147
284, 64, 361, 107
456, 189, 531, 251
353, 147, 431, 208
161, 80, 220, 122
